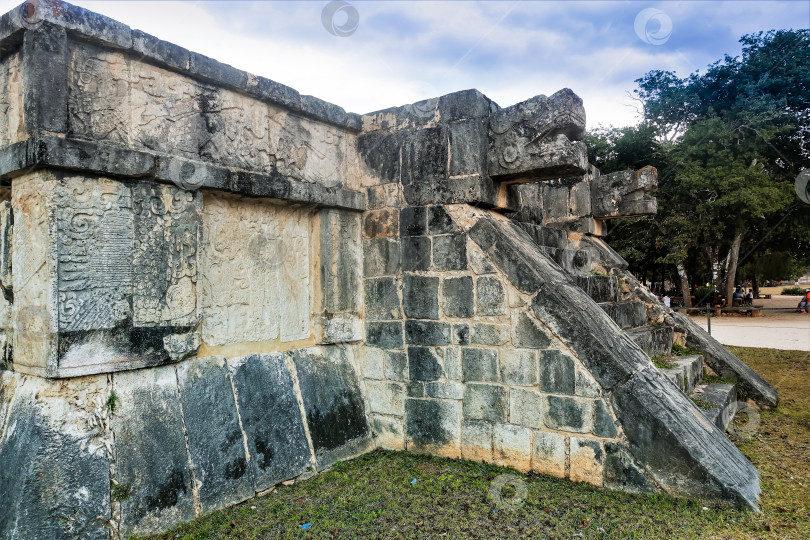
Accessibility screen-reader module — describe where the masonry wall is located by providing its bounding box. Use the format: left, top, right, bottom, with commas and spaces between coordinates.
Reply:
360, 201, 625, 485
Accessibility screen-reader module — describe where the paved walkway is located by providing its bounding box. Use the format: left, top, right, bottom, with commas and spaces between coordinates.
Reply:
689, 295, 810, 351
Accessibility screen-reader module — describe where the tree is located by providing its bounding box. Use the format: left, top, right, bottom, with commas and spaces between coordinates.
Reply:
590, 30, 810, 301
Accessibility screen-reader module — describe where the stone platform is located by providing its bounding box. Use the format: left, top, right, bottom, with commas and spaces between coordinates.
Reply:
0, 1, 774, 537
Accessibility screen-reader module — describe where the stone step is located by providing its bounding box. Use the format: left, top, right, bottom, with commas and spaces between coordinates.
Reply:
516, 222, 568, 250
660, 364, 687, 392
598, 301, 647, 330
574, 274, 619, 303
691, 383, 738, 431
673, 355, 704, 393
658, 355, 704, 393
626, 325, 674, 356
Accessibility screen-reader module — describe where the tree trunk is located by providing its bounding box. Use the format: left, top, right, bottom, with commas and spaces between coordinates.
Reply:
676, 260, 692, 308
724, 232, 743, 305
753, 264, 760, 298
706, 245, 722, 292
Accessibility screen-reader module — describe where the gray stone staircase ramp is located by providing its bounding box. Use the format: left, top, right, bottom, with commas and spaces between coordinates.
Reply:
468, 213, 760, 510
672, 312, 778, 408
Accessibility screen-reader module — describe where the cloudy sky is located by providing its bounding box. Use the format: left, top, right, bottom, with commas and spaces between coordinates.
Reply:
8, 1, 809, 127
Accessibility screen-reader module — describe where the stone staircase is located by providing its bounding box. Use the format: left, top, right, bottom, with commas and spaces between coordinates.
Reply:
517, 222, 741, 432
582, 274, 739, 431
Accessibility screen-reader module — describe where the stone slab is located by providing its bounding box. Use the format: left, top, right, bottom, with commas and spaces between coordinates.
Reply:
176, 356, 254, 513
292, 347, 372, 468
228, 353, 312, 490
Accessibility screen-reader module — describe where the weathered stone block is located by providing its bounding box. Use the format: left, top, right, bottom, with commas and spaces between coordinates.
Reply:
364, 277, 401, 320
0, 374, 111, 540
453, 323, 470, 345
433, 234, 467, 271
471, 323, 510, 346
500, 349, 537, 386
229, 354, 312, 489
407, 381, 425, 398
292, 347, 372, 468
366, 182, 402, 209
405, 398, 461, 457
366, 321, 404, 349
202, 192, 310, 346
408, 346, 443, 381
366, 380, 405, 416
361, 347, 385, 380
493, 424, 531, 472
321, 313, 363, 344
405, 320, 451, 346
176, 357, 253, 513
476, 276, 506, 315
400, 206, 427, 236
426, 381, 464, 400
461, 420, 493, 461
575, 369, 602, 397
403, 274, 439, 319
593, 399, 618, 438
444, 347, 462, 380
428, 205, 460, 235
385, 350, 408, 381
363, 208, 399, 238
442, 276, 474, 318
539, 350, 576, 394
363, 238, 401, 276
371, 414, 405, 450
468, 246, 495, 274
570, 437, 605, 485
544, 395, 593, 433
532, 430, 567, 478
509, 388, 544, 429
320, 209, 362, 314
112, 366, 196, 537
463, 383, 507, 422
462, 347, 499, 382
512, 312, 551, 348
401, 236, 432, 271
603, 442, 655, 494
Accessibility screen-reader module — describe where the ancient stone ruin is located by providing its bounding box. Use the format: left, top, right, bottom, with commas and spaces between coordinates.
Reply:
0, 1, 779, 537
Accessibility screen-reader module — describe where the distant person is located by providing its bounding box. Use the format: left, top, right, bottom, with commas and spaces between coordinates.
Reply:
746, 289, 754, 306
800, 289, 810, 314
662, 294, 671, 308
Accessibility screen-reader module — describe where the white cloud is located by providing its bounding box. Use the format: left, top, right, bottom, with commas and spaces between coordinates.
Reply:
3, 0, 806, 128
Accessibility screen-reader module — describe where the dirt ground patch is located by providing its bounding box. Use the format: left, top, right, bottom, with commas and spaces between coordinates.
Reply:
142, 347, 810, 540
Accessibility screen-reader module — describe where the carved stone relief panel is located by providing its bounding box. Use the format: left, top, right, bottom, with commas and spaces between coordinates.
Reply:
68, 44, 131, 145
55, 177, 133, 332
200, 192, 313, 347
10, 171, 201, 376
132, 182, 200, 327
67, 40, 353, 189
0, 52, 25, 147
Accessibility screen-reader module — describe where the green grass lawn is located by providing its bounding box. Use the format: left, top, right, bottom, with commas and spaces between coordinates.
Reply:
143, 347, 810, 539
